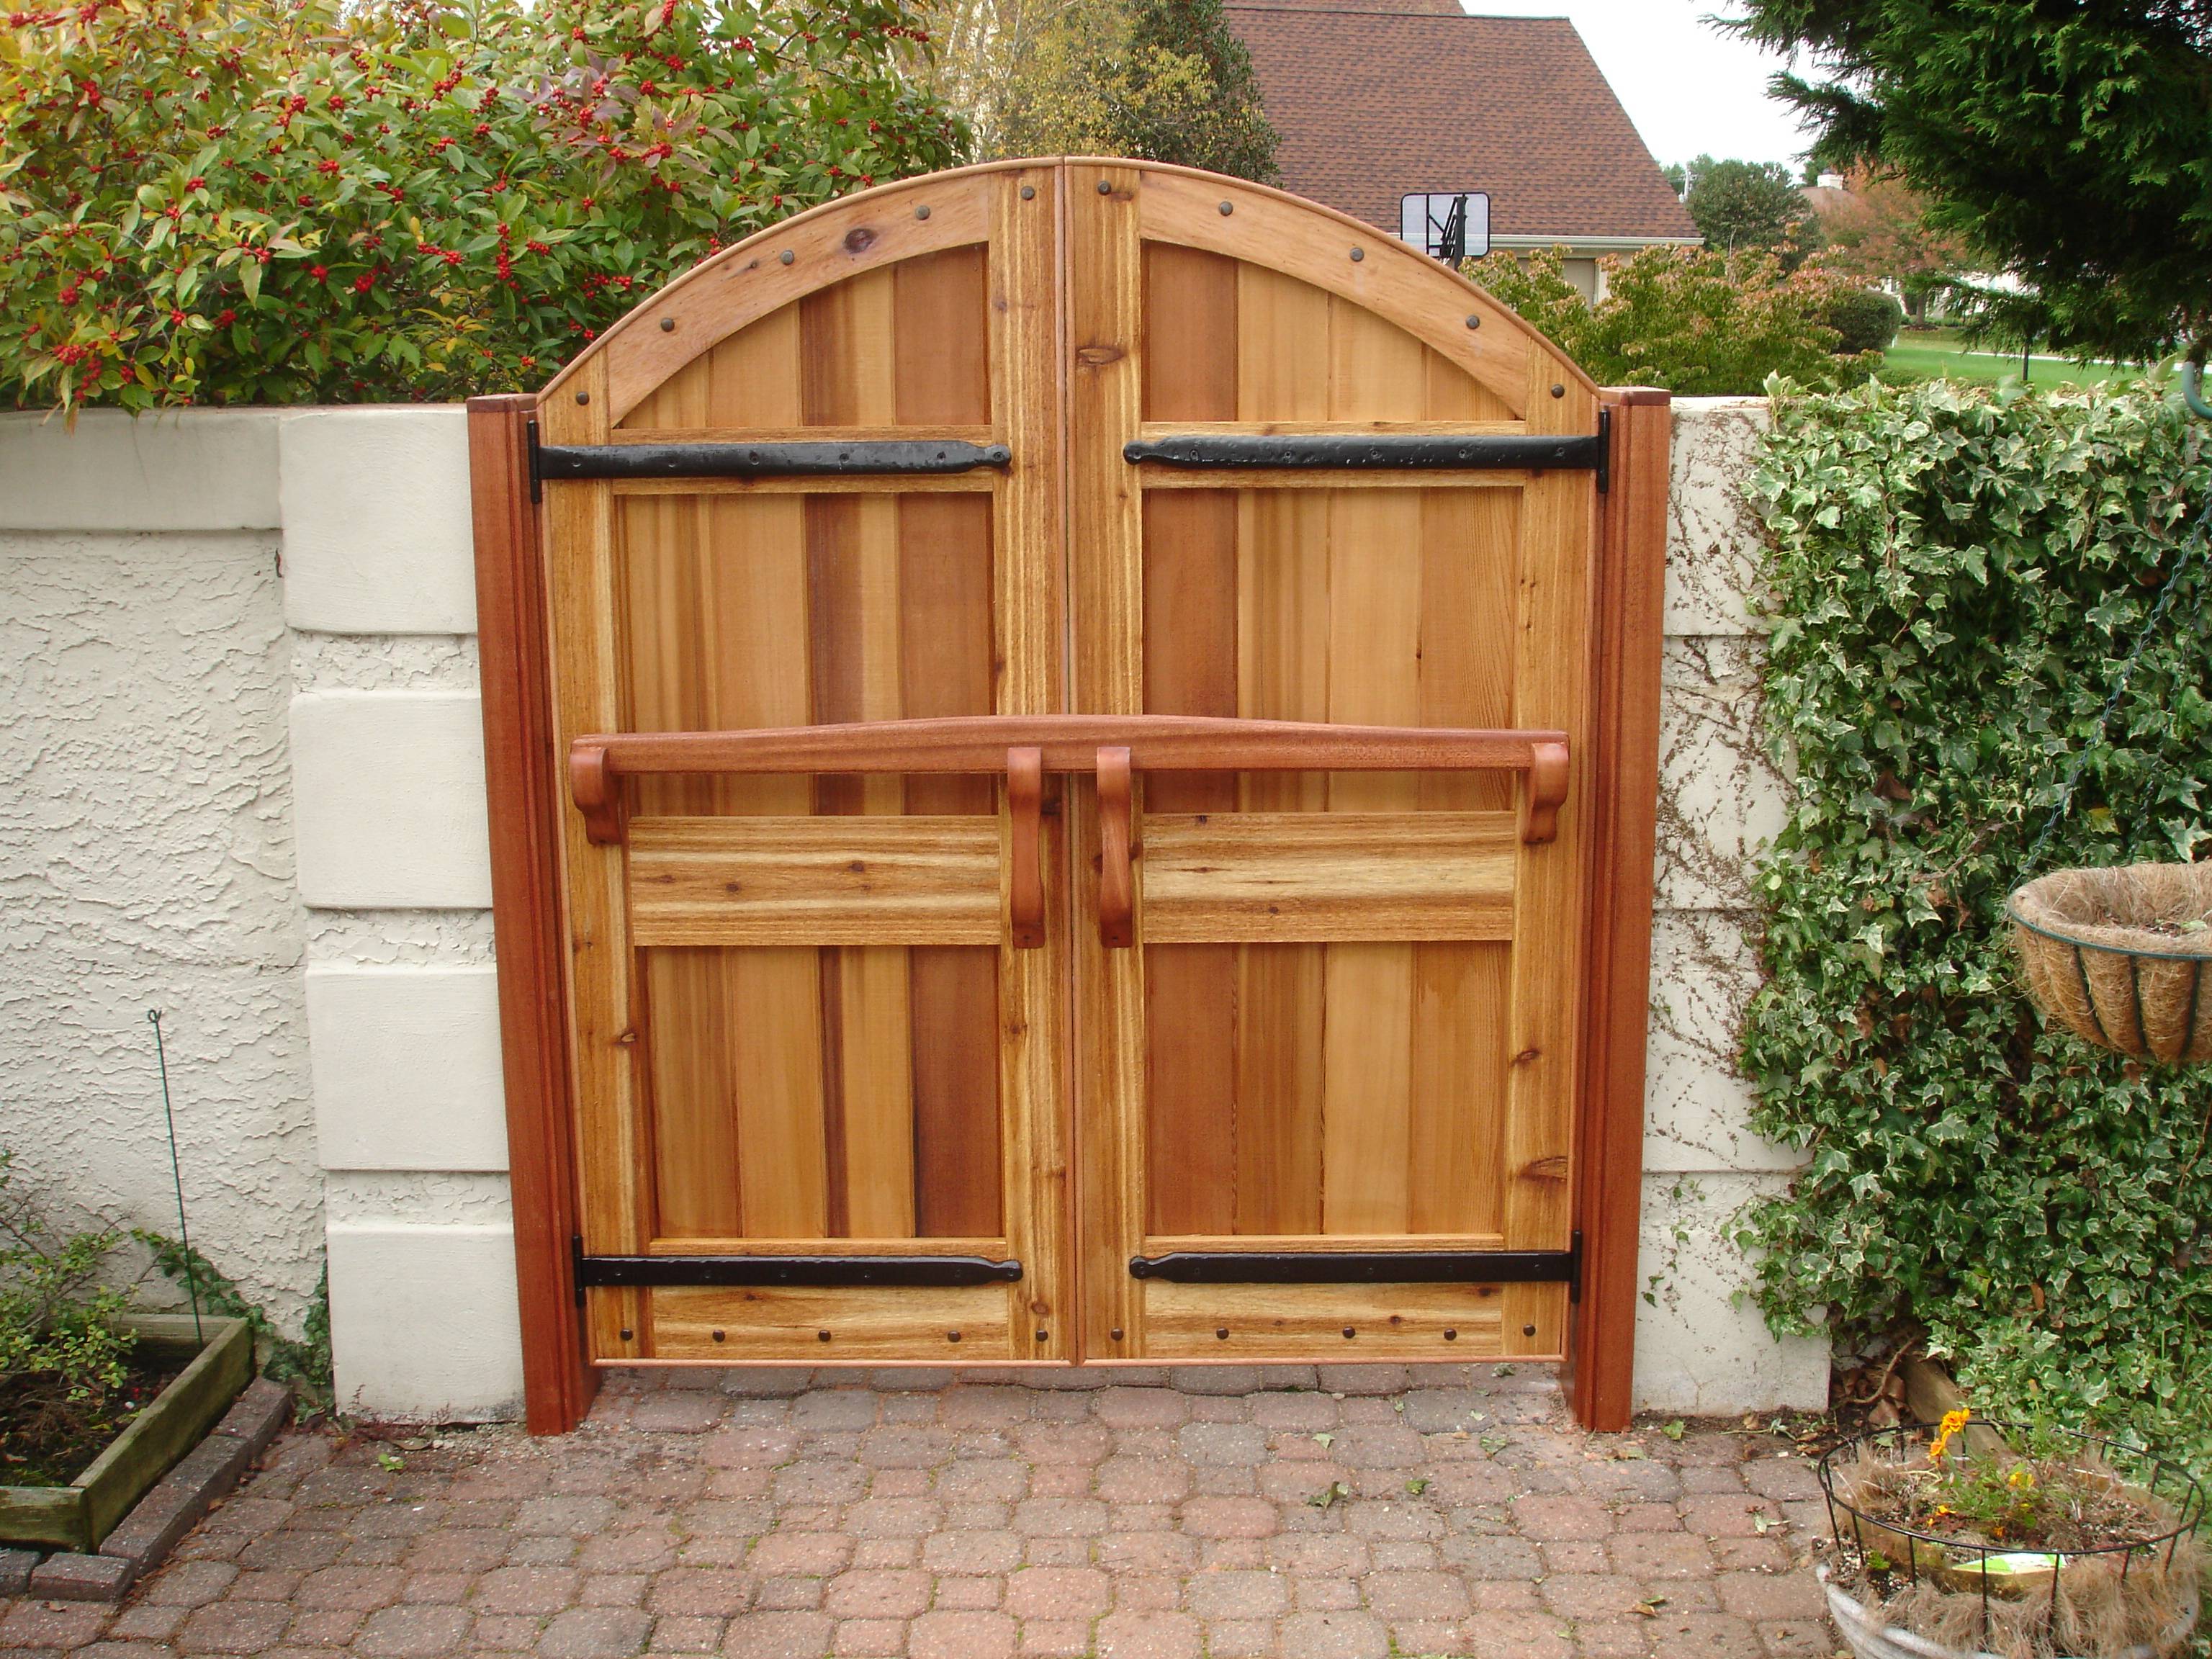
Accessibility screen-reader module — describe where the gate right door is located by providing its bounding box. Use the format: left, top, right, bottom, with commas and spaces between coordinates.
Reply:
1067, 163, 1597, 1364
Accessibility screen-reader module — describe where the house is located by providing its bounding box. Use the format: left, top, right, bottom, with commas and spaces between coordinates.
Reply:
1226, 0, 1700, 297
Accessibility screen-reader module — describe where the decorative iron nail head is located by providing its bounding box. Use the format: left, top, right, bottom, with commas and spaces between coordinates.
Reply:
1097, 179, 1113, 195
1215, 1327, 1229, 1339
1350, 247, 1364, 261
1218, 201, 1233, 215
1021, 185, 1036, 199
947, 1330, 962, 1342
1444, 1328, 1458, 1341
1551, 383, 1565, 397
659, 317, 675, 332
575, 390, 590, 405
1466, 315, 1481, 329
1524, 1323, 1538, 1336
817, 1329, 831, 1341
1109, 1327, 1125, 1341
1342, 1326, 1356, 1338
1034, 1329, 1048, 1342
619, 1327, 634, 1341
779, 249, 795, 265
915, 204, 930, 220
711, 1329, 725, 1342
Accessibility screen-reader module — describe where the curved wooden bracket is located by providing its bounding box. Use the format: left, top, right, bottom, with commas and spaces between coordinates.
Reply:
1521, 740, 1570, 845
1007, 746, 1045, 949
572, 742, 621, 846
1096, 747, 1134, 949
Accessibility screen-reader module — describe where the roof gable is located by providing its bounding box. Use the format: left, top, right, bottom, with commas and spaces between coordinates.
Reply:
1226, 5, 1699, 242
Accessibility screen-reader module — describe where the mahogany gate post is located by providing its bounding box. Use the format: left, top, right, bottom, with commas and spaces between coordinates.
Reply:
469, 394, 596, 1434
1569, 388, 1670, 1432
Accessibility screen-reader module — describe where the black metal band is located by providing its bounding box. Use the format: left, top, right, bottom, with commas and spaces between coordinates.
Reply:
1122, 431, 1605, 476
1128, 1238, 1580, 1295
576, 1251, 1022, 1290
534, 437, 1012, 486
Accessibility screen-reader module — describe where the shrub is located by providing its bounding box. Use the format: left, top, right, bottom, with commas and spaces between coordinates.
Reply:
1824, 287, 1905, 354
0, 0, 965, 411
1740, 378, 2212, 1476
0, 1152, 137, 1432
1466, 244, 1876, 395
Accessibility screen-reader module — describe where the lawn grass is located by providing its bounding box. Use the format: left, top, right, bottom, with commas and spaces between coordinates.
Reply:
1884, 328, 2152, 388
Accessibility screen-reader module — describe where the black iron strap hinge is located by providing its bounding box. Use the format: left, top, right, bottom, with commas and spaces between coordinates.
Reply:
572, 1242, 1022, 1291
1130, 1231, 1583, 1299
1125, 414, 1610, 493
526, 427, 1010, 502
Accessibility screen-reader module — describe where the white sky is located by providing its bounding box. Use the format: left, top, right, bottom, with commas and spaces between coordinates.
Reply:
1460, 2, 1815, 170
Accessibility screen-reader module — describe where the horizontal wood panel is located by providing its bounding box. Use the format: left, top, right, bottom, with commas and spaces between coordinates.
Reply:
1138, 1280, 1524, 1359
628, 816, 1002, 945
606, 474, 1001, 498
1136, 421, 1526, 439
641, 1283, 1014, 1359
1139, 812, 1515, 941
1139, 470, 1528, 493
1143, 1232, 1508, 1253
647, 1236, 1007, 1256
608, 424, 997, 446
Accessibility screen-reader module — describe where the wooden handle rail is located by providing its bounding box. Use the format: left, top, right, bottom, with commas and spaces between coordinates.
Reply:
1007, 747, 1045, 950
570, 714, 1570, 845
1096, 747, 1135, 948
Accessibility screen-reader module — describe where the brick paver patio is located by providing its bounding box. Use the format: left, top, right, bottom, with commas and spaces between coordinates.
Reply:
0, 1367, 1834, 1659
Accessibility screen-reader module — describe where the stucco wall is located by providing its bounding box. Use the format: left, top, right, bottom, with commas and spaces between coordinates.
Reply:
1633, 398, 1828, 1414
0, 399, 1822, 1421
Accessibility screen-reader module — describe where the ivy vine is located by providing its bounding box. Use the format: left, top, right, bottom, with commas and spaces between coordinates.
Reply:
1739, 378, 2212, 1473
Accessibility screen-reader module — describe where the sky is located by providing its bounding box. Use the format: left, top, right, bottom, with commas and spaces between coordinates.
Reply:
1460, 1, 1815, 171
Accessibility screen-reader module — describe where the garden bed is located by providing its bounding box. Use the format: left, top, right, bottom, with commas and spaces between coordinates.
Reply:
0, 1314, 251, 1553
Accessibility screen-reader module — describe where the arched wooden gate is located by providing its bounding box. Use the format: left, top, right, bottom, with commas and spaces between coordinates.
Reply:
469, 159, 1669, 1434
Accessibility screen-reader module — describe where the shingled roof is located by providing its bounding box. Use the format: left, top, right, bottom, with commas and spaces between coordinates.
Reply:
1226, 3, 1699, 243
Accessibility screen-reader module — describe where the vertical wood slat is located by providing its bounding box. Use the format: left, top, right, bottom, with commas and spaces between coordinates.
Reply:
1231, 264, 1331, 1237
1069, 162, 1148, 1358
541, 352, 647, 1359
1570, 388, 1671, 1430
1318, 301, 1425, 1236
990, 166, 1071, 1357
1139, 245, 1241, 1238
1500, 352, 1601, 1357
468, 393, 597, 1434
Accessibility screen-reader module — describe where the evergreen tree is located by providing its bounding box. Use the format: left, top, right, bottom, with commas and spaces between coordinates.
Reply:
1727, 2, 2212, 360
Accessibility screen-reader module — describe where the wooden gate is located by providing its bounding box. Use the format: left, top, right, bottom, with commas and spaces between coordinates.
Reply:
468, 159, 1669, 1434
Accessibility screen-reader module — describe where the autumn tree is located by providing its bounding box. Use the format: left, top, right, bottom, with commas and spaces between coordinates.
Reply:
1809, 168, 1972, 325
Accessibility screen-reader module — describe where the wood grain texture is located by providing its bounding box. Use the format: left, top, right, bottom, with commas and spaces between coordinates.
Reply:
1139, 813, 1516, 942
1138, 1280, 1516, 1359
637, 1282, 1014, 1360
1568, 390, 1670, 1430
1069, 162, 1148, 1359
542, 354, 648, 1361
626, 817, 1002, 945
467, 394, 597, 1432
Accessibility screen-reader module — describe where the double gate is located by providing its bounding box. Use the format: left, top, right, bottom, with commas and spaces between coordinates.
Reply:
469, 159, 1668, 1431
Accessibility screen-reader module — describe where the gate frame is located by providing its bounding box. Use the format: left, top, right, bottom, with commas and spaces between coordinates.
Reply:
465, 161, 1668, 1437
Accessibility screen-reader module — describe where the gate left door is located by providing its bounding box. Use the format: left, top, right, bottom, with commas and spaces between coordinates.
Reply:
538, 163, 1074, 1364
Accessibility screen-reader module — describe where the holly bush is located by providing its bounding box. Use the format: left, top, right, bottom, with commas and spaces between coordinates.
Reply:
0, 0, 964, 410
1467, 243, 1878, 397
1740, 377, 2212, 1473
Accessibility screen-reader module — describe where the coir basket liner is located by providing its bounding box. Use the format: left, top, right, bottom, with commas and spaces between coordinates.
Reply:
2008, 863, 2212, 1063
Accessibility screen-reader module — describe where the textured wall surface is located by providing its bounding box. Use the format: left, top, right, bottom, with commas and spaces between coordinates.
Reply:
0, 400, 1824, 1419
0, 414, 319, 1329
1633, 398, 1828, 1414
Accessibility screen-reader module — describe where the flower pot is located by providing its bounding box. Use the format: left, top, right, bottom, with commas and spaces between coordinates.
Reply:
2008, 863, 2212, 1063
0, 1314, 253, 1553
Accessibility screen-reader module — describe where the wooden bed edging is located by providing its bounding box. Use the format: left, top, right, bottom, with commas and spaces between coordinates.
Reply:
469, 394, 596, 1435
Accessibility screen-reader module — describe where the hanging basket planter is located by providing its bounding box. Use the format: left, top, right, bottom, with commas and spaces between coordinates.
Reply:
2008, 863, 2212, 1064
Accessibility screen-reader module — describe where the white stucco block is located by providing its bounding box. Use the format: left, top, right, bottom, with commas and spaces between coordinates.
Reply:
327, 1223, 523, 1421
1666, 398, 1771, 639
1633, 1172, 1829, 1416
1655, 636, 1790, 913
289, 691, 492, 908
1645, 911, 1803, 1176
279, 408, 477, 634
307, 965, 508, 1172
0, 410, 281, 531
